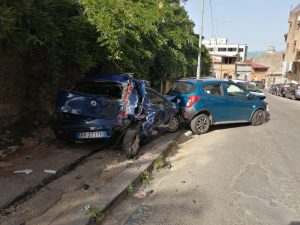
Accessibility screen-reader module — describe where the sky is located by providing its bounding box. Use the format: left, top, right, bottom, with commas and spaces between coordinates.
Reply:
183, 0, 300, 52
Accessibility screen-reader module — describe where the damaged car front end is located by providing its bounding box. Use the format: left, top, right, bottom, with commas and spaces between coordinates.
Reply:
53, 73, 180, 158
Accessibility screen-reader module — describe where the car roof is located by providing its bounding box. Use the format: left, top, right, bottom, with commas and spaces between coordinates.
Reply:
177, 77, 229, 85
82, 73, 134, 83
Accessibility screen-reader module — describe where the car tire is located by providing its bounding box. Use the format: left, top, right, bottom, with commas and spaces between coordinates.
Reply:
123, 129, 140, 159
168, 115, 180, 133
251, 109, 266, 126
191, 114, 211, 135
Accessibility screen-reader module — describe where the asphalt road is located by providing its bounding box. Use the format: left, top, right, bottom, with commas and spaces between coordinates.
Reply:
103, 93, 300, 225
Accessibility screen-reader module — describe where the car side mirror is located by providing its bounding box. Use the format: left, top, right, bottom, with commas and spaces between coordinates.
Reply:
246, 92, 254, 100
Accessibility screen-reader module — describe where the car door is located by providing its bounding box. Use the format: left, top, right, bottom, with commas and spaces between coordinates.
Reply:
146, 90, 169, 127
222, 82, 254, 121
201, 83, 230, 122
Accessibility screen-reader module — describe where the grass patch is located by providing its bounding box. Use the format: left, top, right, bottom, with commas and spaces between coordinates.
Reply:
86, 207, 104, 224
127, 184, 134, 195
140, 171, 151, 185
153, 154, 166, 170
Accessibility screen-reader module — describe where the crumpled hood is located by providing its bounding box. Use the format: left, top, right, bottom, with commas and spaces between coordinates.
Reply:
55, 90, 121, 119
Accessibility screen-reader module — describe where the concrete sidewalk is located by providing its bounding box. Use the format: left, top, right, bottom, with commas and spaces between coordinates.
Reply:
0, 131, 182, 225
0, 142, 106, 211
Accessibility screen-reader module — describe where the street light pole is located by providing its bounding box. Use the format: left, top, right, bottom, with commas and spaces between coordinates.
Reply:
196, 0, 205, 79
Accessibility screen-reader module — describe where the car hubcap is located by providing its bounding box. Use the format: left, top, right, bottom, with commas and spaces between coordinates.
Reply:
196, 116, 209, 133
132, 135, 140, 155
169, 117, 179, 131
255, 111, 264, 124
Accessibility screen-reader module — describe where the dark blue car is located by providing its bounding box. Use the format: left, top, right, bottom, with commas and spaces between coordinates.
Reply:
53, 73, 180, 158
167, 77, 268, 134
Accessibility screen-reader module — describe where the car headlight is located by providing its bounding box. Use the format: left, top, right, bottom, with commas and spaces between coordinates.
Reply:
263, 98, 268, 104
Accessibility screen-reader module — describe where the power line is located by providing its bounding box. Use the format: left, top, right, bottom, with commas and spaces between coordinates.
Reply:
209, 0, 215, 38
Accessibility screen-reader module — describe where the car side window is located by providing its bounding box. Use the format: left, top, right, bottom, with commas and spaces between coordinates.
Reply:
224, 83, 246, 97
148, 92, 165, 107
203, 84, 222, 96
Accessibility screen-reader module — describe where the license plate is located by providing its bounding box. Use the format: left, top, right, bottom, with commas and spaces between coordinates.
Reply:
77, 131, 107, 139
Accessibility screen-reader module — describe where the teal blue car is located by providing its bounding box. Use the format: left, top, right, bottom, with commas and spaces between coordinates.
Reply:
167, 78, 268, 134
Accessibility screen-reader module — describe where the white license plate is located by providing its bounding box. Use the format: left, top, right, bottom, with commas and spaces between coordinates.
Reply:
77, 131, 107, 139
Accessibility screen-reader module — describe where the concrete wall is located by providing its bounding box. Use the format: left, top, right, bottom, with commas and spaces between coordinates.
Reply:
213, 64, 236, 79
252, 53, 283, 74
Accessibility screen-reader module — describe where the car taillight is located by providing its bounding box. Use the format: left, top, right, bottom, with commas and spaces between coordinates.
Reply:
186, 95, 200, 107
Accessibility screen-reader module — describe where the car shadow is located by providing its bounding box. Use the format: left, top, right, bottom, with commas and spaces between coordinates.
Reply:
209, 123, 250, 132
289, 222, 300, 225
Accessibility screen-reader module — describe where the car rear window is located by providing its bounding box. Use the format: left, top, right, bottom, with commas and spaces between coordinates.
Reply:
169, 82, 196, 94
69, 81, 123, 99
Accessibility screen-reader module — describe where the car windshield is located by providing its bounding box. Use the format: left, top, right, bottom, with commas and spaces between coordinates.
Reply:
248, 83, 261, 92
236, 82, 247, 89
68, 81, 123, 99
168, 82, 196, 94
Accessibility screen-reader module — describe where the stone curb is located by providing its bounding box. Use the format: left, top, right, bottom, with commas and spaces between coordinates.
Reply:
68, 131, 182, 225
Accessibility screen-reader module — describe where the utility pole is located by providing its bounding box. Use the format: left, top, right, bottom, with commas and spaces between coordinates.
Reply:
196, 0, 205, 79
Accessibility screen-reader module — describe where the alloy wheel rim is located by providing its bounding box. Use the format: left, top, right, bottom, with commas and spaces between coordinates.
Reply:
196, 116, 209, 133
255, 111, 264, 124
169, 117, 179, 131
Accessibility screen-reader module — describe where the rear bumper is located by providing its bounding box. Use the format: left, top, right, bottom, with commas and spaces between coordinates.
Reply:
181, 106, 197, 121
53, 118, 127, 141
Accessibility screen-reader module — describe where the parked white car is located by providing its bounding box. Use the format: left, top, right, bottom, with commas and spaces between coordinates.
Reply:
232, 80, 266, 98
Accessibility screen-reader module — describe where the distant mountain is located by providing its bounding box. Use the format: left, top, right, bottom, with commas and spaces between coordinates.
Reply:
247, 51, 265, 59
247, 50, 284, 59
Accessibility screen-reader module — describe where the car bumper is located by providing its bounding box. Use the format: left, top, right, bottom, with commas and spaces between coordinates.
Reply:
181, 106, 197, 121
53, 118, 126, 141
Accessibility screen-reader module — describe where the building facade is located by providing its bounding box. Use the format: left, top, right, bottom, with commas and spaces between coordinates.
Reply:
252, 47, 284, 86
203, 38, 248, 79
283, 4, 300, 83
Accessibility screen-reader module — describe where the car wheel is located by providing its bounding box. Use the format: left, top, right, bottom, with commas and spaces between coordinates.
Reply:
191, 114, 210, 135
292, 95, 296, 100
251, 109, 266, 126
168, 115, 180, 133
123, 129, 140, 159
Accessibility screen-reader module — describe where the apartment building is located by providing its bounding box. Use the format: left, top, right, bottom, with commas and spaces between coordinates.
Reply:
202, 38, 248, 79
283, 4, 300, 83
252, 46, 284, 86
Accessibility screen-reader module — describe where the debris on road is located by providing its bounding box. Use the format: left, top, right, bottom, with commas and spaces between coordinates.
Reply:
14, 169, 33, 175
43, 169, 57, 174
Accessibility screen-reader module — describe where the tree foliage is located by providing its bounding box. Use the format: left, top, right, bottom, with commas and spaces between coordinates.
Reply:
0, 0, 211, 124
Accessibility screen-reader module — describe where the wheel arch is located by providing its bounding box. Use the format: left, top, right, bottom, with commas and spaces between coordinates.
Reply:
192, 109, 214, 123
250, 107, 266, 121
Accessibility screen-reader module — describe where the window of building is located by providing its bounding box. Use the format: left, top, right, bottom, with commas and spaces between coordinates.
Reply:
208, 48, 214, 52
293, 40, 297, 53
218, 48, 227, 52
222, 57, 236, 64
228, 48, 237, 52
238, 48, 244, 52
